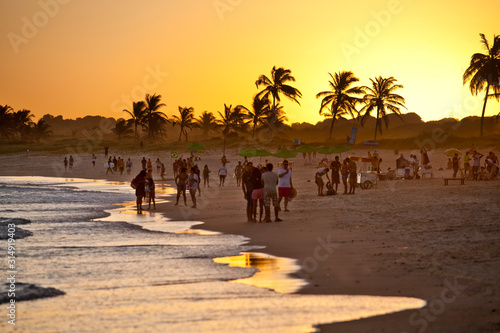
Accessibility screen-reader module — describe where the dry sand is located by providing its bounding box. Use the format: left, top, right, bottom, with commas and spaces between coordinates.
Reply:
1, 147, 499, 332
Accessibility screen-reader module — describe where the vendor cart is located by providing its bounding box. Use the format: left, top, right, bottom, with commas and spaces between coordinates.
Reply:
348, 156, 378, 189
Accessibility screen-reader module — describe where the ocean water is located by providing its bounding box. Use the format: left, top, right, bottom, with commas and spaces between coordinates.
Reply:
0, 176, 425, 332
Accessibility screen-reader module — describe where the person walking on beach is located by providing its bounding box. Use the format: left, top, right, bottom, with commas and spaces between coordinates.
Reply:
472, 151, 483, 180
341, 159, 349, 194
145, 172, 156, 210
132, 170, 147, 212
315, 167, 330, 196
193, 165, 202, 196
175, 167, 189, 206
251, 165, 265, 222
330, 156, 341, 193
242, 162, 254, 222
106, 157, 113, 174
156, 158, 161, 173
203, 165, 210, 187
69, 155, 74, 170
160, 163, 166, 180
278, 160, 293, 212
463, 151, 471, 178
141, 157, 147, 171
262, 163, 281, 222
92, 154, 96, 167
234, 161, 243, 187
218, 163, 227, 187
126, 158, 132, 175
347, 157, 357, 194
64, 157, 68, 170
104, 146, 109, 157
452, 153, 461, 178
188, 168, 199, 208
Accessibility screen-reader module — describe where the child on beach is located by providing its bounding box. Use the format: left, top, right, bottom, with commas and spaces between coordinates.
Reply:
234, 162, 243, 187
146, 173, 156, 210
175, 168, 189, 206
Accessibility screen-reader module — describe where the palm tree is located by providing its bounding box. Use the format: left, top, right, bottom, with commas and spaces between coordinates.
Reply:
123, 101, 146, 141
31, 119, 52, 142
245, 95, 271, 138
195, 111, 220, 138
112, 118, 133, 140
316, 71, 364, 139
12, 109, 34, 139
0, 105, 14, 139
144, 93, 168, 141
359, 76, 406, 140
264, 103, 288, 138
463, 34, 500, 136
255, 66, 302, 136
172, 106, 197, 142
217, 104, 237, 155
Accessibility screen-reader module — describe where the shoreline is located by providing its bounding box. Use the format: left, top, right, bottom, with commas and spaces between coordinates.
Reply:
1, 149, 499, 332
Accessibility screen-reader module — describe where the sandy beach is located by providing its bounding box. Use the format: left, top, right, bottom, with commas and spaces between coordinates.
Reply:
1, 147, 499, 332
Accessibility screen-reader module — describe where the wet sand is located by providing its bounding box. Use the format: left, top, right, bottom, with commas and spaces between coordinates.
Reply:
1, 148, 499, 332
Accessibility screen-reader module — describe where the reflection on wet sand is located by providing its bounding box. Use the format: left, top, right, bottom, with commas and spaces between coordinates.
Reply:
214, 252, 307, 294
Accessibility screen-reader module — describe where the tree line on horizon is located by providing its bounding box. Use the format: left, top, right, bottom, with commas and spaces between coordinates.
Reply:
1, 33, 498, 144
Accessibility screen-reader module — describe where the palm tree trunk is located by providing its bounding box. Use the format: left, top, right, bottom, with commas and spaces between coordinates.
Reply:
178, 128, 182, 142
328, 117, 335, 139
252, 123, 256, 138
374, 109, 380, 140
480, 84, 490, 137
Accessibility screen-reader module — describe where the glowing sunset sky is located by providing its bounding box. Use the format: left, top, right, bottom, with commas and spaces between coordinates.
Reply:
1, 0, 499, 124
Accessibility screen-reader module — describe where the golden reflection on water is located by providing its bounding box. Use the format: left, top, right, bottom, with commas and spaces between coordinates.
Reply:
214, 252, 307, 294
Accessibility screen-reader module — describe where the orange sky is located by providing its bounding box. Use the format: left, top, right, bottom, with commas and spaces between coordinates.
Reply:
1, 0, 499, 124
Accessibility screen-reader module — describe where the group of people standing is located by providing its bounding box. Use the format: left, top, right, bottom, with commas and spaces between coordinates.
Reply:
315, 156, 357, 195
461, 150, 499, 180
242, 160, 293, 223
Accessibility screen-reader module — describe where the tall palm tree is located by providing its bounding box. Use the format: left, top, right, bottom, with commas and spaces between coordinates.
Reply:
12, 109, 34, 139
463, 34, 500, 136
0, 105, 14, 139
144, 93, 168, 141
217, 104, 238, 155
196, 111, 220, 138
245, 95, 271, 138
263, 103, 288, 138
255, 66, 302, 136
112, 118, 133, 140
359, 76, 406, 140
123, 101, 146, 141
316, 71, 364, 139
31, 119, 52, 142
172, 106, 197, 142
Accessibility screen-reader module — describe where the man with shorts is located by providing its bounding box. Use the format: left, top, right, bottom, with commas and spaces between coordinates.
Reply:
251, 165, 264, 222
278, 160, 293, 212
219, 163, 227, 187
330, 156, 341, 192
315, 167, 330, 196
262, 163, 281, 222
242, 162, 254, 222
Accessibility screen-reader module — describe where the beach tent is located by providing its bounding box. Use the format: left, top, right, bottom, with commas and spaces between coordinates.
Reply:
187, 142, 205, 151
238, 148, 258, 157
295, 144, 317, 153
272, 149, 298, 158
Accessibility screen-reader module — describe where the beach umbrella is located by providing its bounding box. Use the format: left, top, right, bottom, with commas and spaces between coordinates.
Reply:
187, 142, 205, 151
331, 144, 351, 154
295, 144, 317, 153
255, 148, 272, 157
272, 149, 298, 159
444, 148, 461, 156
238, 148, 258, 157
316, 145, 336, 155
